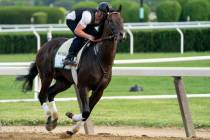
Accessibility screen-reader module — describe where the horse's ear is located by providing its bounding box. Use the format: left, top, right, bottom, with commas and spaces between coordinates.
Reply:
117, 5, 122, 13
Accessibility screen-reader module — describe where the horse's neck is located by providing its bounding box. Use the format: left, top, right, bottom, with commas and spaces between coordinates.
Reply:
97, 33, 117, 70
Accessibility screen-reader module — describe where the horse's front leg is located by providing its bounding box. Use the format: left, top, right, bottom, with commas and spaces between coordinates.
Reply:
79, 87, 90, 120
89, 89, 104, 112
64, 86, 89, 136
65, 89, 104, 137
67, 86, 90, 122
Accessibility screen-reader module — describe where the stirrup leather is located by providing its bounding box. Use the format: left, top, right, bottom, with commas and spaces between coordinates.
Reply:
63, 57, 77, 66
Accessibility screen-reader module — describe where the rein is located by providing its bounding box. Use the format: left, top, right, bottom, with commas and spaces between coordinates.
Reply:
100, 34, 115, 41
93, 34, 116, 43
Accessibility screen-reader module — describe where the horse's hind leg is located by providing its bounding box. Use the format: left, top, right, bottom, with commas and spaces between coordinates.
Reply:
38, 76, 53, 120
48, 78, 71, 102
45, 79, 71, 131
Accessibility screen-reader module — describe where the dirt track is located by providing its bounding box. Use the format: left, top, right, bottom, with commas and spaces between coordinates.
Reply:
1, 133, 209, 140
0, 126, 210, 140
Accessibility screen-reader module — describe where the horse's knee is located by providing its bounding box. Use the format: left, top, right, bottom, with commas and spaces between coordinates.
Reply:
38, 93, 47, 105
82, 111, 90, 121
48, 94, 54, 102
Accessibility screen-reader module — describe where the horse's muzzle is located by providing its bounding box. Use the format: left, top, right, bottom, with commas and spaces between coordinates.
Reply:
122, 31, 126, 40
115, 32, 126, 42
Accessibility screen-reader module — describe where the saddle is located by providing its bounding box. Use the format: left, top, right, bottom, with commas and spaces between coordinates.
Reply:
54, 38, 90, 70
54, 38, 94, 85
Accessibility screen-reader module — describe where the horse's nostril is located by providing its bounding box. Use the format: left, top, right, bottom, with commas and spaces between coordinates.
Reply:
119, 32, 126, 41
122, 32, 126, 40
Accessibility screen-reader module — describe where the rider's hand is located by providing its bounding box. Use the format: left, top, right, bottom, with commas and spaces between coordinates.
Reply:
87, 35, 102, 43
92, 38, 102, 43
87, 35, 95, 42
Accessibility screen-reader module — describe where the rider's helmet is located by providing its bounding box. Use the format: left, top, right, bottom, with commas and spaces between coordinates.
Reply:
98, 2, 110, 14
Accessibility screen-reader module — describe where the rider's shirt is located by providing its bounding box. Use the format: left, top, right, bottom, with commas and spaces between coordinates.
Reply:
66, 8, 98, 28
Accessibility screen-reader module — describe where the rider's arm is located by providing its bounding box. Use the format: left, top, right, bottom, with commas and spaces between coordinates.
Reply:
74, 11, 94, 41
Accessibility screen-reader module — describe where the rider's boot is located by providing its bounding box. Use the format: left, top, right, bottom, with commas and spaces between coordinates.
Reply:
63, 55, 77, 66
63, 47, 77, 66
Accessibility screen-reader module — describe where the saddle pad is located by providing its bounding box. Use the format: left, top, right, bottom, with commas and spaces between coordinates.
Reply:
54, 38, 87, 69
54, 38, 73, 68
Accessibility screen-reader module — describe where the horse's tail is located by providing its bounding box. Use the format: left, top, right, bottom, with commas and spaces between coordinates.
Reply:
16, 62, 38, 92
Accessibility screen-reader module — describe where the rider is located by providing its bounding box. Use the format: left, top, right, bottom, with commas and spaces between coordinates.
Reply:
63, 2, 111, 66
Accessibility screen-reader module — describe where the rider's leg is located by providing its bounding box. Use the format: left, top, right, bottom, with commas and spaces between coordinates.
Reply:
64, 19, 86, 66
63, 37, 86, 65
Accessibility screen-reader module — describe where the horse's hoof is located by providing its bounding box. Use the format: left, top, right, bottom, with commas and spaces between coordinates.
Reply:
60, 131, 74, 138
45, 116, 53, 131
51, 112, 58, 129
65, 112, 74, 119
45, 125, 53, 131
66, 130, 74, 135
51, 118, 58, 130
72, 127, 80, 134
45, 116, 58, 131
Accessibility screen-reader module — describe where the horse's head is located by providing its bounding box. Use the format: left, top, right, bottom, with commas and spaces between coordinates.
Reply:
104, 6, 124, 42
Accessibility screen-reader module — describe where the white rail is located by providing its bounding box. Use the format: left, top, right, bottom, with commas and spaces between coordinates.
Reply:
1, 66, 210, 76
114, 56, 210, 64
112, 67, 210, 76
1, 94, 210, 103
1, 21, 210, 29
1, 56, 210, 67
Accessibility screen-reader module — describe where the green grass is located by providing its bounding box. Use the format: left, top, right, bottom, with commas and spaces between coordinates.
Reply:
0, 98, 209, 128
1, 76, 210, 99
0, 52, 210, 128
0, 52, 210, 99
0, 53, 35, 62
0, 52, 210, 62
115, 52, 210, 59
0, 52, 209, 67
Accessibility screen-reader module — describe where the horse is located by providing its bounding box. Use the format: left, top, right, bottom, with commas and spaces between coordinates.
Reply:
19, 6, 124, 135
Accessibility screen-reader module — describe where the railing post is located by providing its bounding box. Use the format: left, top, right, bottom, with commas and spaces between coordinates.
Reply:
33, 29, 41, 51
174, 76, 196, 137
47, 26, 52, 41
33, 29, 41, 99
125, 27, 134, 55
176, 28, 184, 54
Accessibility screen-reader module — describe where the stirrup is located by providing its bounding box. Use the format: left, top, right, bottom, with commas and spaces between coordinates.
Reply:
63, 59, 77, 67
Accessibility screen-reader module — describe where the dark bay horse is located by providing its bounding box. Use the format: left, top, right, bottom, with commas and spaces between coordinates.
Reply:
20, 6, 124, 134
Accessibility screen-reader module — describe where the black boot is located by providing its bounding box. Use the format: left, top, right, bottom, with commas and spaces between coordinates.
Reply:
63, 55, 77, 66
63, 38, 83, 67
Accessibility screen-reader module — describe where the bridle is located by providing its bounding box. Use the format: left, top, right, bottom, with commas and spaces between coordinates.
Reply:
99, 12, 123, 42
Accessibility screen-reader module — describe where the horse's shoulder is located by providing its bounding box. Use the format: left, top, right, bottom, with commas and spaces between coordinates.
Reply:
82, 43, 96, 56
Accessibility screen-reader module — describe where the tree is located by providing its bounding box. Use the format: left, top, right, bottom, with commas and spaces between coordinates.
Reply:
183, 0, 210, 21
156, 1, 182, 22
